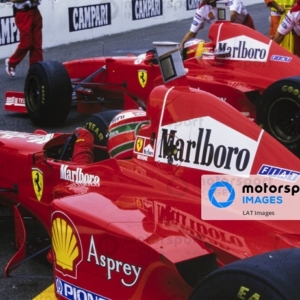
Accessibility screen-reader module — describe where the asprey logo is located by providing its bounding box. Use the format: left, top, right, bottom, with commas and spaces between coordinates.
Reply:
52, 212, 83, 278
218, 35, 270, 62
155, 117, 261, 175
87, 235, 142, 287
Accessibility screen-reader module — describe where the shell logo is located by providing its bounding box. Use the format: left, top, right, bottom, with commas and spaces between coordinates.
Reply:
51, 213, 82, 277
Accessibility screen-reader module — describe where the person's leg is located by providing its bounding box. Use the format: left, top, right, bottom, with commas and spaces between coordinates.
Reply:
270, 15, 280, 39
9, 11, 34, 68
293, 33, 300, 57
29, 9, 43, 66
244, 14, 255, 30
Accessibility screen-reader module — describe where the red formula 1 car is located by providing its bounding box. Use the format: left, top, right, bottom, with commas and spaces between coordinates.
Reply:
5, 20, 300, 158
1, 42, 300, 300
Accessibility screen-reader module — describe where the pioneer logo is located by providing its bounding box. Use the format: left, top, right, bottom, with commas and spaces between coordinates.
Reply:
155, 117, 260, 175
218, 36, 270, 61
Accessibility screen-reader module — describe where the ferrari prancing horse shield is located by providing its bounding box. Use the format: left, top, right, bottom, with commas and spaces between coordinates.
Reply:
138, 70, 147, 88
32, 168, 43, 201
136, 137, 144, 152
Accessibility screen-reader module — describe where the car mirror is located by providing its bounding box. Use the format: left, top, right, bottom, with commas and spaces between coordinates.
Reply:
32, 150, 47, 164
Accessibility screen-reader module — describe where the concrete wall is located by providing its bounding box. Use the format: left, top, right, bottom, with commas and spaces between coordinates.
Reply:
0, 0, 260, 60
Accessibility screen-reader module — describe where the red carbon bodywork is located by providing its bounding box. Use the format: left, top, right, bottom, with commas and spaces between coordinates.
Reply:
5, 21, 300, 123
1, 72, 300, 298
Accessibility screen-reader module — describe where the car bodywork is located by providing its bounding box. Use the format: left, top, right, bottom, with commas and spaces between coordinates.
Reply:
1, 42, 300, 299
5, 21, 300, 159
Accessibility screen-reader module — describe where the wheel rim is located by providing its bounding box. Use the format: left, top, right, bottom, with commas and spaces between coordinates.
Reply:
26, 76, 40, 112
268, 97, 300, 143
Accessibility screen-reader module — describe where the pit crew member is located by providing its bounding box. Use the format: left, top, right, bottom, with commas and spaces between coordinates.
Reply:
227, 0, 255, 29
264, 0, 295, 39
180, 0, 217, 50
273, 0, 300, 56
5, 0, 43, 77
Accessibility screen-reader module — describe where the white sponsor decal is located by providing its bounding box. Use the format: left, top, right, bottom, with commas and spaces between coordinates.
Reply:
5, 96, 25, 106
137, 154, 148, 161
60, 165, 100, 186
56, 277, 109, 300
87, 235, 142, 287
155, 117, 261, 175
69, 4, 111, 32
132, 0, 162, 20
110, 111, 146, 125
0, 16, 19, 46
258, 164, 300, 182
270, 55, 292, 62
218, 36, 270, 62
0, 130, 54, 144
143, 144, 154, 156
134, 53, 146, 65
186, 0, 202, 11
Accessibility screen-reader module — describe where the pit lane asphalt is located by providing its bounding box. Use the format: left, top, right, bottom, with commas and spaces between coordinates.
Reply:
0, 3, 268, 299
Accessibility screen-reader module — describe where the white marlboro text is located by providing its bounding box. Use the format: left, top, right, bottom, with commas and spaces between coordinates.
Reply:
155, 117, 261, 175
60, 165, 100, 186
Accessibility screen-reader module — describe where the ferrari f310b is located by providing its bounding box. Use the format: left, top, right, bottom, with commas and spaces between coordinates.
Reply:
5, 19, 300, 158
1, 42, 300, 300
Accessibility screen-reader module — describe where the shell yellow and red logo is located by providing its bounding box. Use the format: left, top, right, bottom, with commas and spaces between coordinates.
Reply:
51, 212, 82, 278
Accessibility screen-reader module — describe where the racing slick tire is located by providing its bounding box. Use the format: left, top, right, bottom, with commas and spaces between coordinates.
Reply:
189, 248, 300, 300
24, 60, 72, 127
83, 110, 122, 160
83, 110, 122, 146
257, 76, 300, 157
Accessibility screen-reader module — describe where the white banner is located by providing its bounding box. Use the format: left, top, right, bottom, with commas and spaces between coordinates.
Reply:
0, 0, 261, 60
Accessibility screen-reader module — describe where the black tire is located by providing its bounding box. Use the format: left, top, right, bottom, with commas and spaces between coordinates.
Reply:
189, 248, 300, 300
83, 110, 122, 161
24, 60, 72, 127
83, 110, 122, 146
257, 76, 300, 157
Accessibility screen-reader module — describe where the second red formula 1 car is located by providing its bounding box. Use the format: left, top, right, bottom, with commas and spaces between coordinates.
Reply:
5, 17, 300, 158
1, 41, 300, 300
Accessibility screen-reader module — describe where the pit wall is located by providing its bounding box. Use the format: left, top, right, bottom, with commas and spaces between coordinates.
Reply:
0, 0, 260, 60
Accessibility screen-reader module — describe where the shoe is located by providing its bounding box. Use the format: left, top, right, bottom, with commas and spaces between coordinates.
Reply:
5, 58, 15, 77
